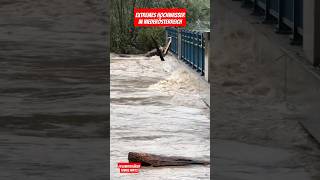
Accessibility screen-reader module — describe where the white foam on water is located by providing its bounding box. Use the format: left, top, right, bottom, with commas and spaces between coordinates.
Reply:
110, 53, 210, 180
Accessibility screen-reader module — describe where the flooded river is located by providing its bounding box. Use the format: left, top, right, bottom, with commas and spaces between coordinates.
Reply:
0, 0, 108, 179
110, 54, 210, 179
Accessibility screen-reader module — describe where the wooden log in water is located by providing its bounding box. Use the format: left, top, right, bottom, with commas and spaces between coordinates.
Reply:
145, 37, 171, 58
145, 47, 163, 57
144, 47, 166, 57
128, 152, 210, 167
151, 36, 165, 61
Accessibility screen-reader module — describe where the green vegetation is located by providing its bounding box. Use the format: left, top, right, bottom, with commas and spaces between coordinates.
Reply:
111, 0, 210, 54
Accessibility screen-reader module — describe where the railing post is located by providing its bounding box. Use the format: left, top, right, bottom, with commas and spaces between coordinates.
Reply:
194, 32, 198, 71
290, 0, 302, 45
178, 29, 182, 59
192, 31, 196, 69
262, 0, 272, 23
251, 0, 260, 15
181, 30, 184, 61
204, 31, 210, 81
187, 31, 191, 64
165, 28, 169, 45
275, 0, 291, 34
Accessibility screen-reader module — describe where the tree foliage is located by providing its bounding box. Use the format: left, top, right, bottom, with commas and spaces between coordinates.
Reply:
111, 0, 210, 54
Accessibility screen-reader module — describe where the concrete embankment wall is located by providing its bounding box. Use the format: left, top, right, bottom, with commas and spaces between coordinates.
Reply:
210, 0, 320, 141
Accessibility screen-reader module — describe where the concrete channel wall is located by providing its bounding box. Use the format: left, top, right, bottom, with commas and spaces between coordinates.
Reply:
211, 0, 320, 142
303, 0, 320, 66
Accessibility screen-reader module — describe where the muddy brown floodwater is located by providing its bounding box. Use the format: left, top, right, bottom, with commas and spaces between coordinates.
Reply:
0, 0, 108, 179
110, 54, 210, 179
211, 25, 320, 179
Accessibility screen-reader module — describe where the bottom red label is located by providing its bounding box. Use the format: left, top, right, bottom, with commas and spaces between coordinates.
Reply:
118, 162, 141, 174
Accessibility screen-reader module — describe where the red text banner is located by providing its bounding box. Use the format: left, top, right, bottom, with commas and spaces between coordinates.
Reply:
134, 8, 187, 27
118, 162, 141, 174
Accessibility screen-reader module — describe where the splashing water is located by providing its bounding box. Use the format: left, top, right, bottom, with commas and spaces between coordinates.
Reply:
110, 53, 210, 180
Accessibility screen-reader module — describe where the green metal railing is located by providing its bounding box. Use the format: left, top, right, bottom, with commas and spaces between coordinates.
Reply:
244, 0, 303, 44
181, 29, 205, 75
166, 27, 206, 76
